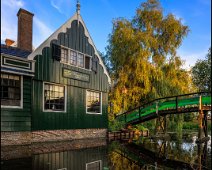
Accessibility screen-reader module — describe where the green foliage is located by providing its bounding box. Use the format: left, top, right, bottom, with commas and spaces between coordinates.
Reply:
183, 112, 195, 122
106, 0, 193, 116
182, 121, 211, 130
141, 120, 156, 133
135, 124, 148, 131
192, 47, 211, 92
108, 119, 125, 131
182, 122, 198, 130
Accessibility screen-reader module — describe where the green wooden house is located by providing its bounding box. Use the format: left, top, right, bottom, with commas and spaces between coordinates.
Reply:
1, 5, 110, 145
1, 45, 35, 132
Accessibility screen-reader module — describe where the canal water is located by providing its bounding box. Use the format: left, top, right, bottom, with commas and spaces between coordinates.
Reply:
1, 132, 211, 170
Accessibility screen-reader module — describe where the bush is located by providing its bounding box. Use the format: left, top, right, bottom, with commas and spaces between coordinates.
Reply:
135, 124, 148, 131
108, 119, 125, 131
182, 122, 198, 130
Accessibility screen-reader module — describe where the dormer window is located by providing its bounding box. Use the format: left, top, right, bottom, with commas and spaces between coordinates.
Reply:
52, 43, 92, 70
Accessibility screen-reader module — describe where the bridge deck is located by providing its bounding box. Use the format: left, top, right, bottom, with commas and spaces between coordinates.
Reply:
117, 93, 211, 125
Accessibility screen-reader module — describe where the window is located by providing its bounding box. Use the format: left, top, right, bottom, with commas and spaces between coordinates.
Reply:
86, 160, 102, 170
86, 90, 102, 114
77, 53, 84, 68
54, 44, 97, 70
70, 50, 77, 65
1, 73, 22, 107
44, 83, 65, 112
59, 46, 92, 70
61, 48, 68, 63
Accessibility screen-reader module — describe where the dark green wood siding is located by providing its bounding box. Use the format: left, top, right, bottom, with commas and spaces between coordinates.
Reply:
32, 20, 109, 130
1, 76, 32, 131
2, 146, 108, 170
32, 146, 108, 170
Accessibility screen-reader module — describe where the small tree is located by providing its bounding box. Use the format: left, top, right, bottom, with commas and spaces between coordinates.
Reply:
192, 48, 211, 92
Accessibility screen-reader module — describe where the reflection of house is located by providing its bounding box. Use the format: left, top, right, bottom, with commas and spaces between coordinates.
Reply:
1, 2, 110, 145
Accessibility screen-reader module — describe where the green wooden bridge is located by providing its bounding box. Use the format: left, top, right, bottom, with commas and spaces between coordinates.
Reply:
116, 92, 211, 142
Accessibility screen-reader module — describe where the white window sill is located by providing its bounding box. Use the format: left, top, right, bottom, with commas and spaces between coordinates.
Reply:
1, 105, 22, 109
86, 112, 102, 115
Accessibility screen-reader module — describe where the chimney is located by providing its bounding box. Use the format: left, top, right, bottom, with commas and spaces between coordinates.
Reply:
17, 8, 34, 52
5, 39, 15, 46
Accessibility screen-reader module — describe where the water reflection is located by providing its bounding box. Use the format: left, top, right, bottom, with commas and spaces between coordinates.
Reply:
1, 133, 211, 170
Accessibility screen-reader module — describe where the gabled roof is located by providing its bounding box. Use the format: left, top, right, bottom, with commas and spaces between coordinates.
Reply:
28, 13, 111, 84
1, 44, 31, 58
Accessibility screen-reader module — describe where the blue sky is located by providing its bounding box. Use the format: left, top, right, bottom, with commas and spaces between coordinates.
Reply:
1, 0, 211, 69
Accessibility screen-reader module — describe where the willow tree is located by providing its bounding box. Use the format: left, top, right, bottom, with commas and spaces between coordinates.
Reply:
107, 0, 194, 118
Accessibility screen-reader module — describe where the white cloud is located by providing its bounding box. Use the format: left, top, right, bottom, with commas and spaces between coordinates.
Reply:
178, 49, 208, 70
172, 11, 186, 25
1, 0, 53, 48
1, 0, 25, 43
33, 17, 53, 47
50, 0, 74, 16
2, 0, 24, 9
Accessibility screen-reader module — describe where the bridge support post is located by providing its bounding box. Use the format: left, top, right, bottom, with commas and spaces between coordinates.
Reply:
197, 95, 209, 143
197, 141, 208, 170
154, 115, 167, 135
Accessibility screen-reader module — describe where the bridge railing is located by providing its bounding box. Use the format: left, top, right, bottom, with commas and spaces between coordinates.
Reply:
116, 91, 211, 123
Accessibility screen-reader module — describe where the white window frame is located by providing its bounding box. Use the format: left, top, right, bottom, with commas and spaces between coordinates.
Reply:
59, 45, 92, 71
1, 74, 23, 109
43, 82, 67, 113
77, 51, 85, 68
86, 90, 102, 115
69, 49, 77, 66
61, 47, 69, 63
86, 160, 102, 170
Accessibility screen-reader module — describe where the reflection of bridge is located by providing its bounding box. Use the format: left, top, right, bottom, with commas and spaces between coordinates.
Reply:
113, 140, 209, 170
116, 92, 211, 142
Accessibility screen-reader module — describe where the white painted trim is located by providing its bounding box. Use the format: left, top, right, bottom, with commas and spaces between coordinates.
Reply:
60, 47, 92, 71
1, 54, 35, 73
1, 75, 23, 109
42, 82, 67, 113
4, 57, 30, 69
86, 160, 102, 170
1, 53, 36, 62
27, 13, 111, 84
86, 90, 102, 115
1, 69, 34, 77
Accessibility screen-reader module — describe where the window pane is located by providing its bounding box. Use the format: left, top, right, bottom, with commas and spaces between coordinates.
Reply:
86, 91, 101, 113
70, 51, 77, 65
77, 53, 84, 68
1, 73, 21, 106
61, 48, 68, 63
59, 86, 64, 92
44, 83, 65, 111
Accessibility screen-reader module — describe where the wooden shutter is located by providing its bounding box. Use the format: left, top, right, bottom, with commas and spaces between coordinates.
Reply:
52, 43, 61, 61
85, 56, 90, 69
